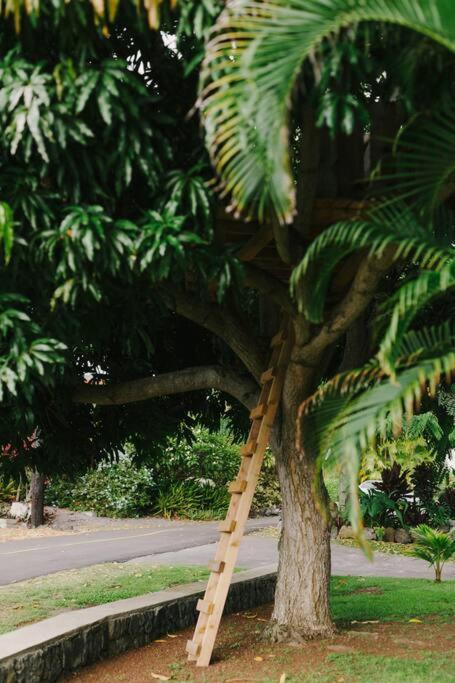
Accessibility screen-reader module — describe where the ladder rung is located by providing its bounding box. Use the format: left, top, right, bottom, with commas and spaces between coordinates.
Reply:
196, 599, 214, 615
228, 479, 247, 494
208, 560, 225, 573
240, 440, 257, 456
186, 640, 201, 657
218, 519, 236, 533
271, 329, 287, 347
250, 403, 267, 420
260, 367, 276, 384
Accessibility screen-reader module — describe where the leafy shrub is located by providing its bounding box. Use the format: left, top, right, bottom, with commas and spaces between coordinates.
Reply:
46, 460, 155, 518
426, 501, 452, 529
360, 490, 407, 528
440, 487, 455, 516
252, 450, 281, 513
403, 501, 428, 527
410, 524, 455, 582
46, 426, 282, 521
155, 427, 241, 489
153, 480, 230, 520
376, 463, 410, 501
0, 478, 17, 503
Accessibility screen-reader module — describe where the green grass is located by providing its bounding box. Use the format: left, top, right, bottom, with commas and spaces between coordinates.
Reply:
331, 575, 455, 624
0, 563, 208, 635
274, 651, 455, 683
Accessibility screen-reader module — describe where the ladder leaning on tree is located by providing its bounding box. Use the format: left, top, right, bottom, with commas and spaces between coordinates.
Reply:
186, 321, 293, 667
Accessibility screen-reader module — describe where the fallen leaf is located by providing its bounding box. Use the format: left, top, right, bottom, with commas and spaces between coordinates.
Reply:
153, 639, 167, 643
134, 573, 143, 578
408, 618, 422, 623
254, 656, 263, 661
257, 618, 268, 622
267, 654, 276, 658
167, 634, 178, 639
150, 674, 170, 681
351, 620, 379, 624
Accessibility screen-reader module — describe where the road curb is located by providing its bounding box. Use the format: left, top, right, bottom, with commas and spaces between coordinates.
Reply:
0, 565, 277, 683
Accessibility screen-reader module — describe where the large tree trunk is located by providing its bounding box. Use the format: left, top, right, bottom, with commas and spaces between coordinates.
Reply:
29, 470, 45, 528
268, 362, 334, 641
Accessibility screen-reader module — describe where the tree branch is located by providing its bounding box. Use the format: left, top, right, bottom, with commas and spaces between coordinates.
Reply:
73, 365, 259, 410
243, 263, 294, 315
295, 251, 395, 365
166, 287, 266, 381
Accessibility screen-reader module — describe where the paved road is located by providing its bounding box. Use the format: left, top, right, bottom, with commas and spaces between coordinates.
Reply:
0, 517, 278, 585
2, 518, 454, 585
129, 534, 455, 581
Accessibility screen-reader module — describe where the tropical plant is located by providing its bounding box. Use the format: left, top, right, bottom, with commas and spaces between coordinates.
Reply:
376, 463, 411, 503
440, 487, 455, 517
360, 490, 407, 529
410, 524, 455, 582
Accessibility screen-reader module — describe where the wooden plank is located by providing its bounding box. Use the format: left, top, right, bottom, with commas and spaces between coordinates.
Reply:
228, 479, 247, 494
249, 403, 267, 420
235, 223, 273, 261
260, 367, 276, 384
207, 560, 225, 573
218, 519, 236, 533
271, 329, 287, 347
240, 440, 257, 456
186, 640, 201, 657
196, 599, 214, 615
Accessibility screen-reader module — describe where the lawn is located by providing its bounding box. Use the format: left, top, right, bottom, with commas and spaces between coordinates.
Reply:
0, 563, 208, 635
331, 575, 455, 623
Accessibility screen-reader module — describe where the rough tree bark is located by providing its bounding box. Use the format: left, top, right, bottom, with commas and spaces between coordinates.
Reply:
268, 360, 334, 640
29, 470, 45, 528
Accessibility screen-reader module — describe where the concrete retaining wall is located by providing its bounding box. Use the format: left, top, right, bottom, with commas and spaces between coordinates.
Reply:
0, 566, 277, 683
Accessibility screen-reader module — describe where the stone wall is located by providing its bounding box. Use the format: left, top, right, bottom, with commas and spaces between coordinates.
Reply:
0, 567, 277, 683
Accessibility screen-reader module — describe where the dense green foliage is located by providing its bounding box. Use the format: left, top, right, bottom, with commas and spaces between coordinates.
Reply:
0, 0, 251, 481
46, 426, 281, 518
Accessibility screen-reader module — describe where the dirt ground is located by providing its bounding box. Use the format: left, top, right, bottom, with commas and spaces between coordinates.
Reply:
0, 507, 167, 542
64, 603, 455, 683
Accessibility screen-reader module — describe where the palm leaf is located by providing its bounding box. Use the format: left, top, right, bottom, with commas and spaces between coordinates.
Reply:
291, 203, 453, 321
201, 0, 455, 224
378, 259, 455, 375
381, 106, 455, 213
302, 335, 455, 539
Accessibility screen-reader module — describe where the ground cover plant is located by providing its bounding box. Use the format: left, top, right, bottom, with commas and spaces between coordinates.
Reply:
0, 563, 209, 635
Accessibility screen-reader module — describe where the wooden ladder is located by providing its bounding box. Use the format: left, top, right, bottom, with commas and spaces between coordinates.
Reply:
186, 322, 292, 667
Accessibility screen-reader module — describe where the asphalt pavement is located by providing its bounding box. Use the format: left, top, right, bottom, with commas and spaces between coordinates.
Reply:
0, 517, 277, 585
2, 516, 454, 586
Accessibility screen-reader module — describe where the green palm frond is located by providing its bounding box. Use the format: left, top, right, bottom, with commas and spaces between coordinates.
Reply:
378, 260, 455, 375
302, 334, 455, 539
291, 203, 453, 321
382, 106, 455, 213
201, 0, 455, 224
